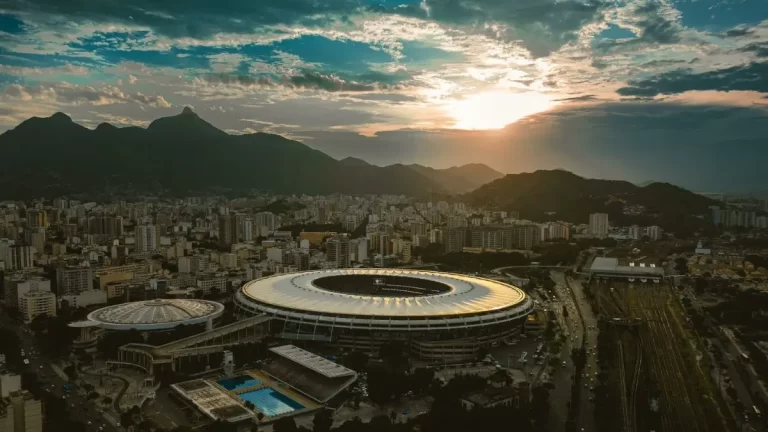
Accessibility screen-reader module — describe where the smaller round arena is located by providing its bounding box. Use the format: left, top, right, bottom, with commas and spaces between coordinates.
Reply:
85, 299, 225, 331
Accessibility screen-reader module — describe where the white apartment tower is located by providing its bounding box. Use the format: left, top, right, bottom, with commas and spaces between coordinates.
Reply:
326, 235, 351, 269
589, 213, 609, 238
56, 267, 93, 295
135, 224, 158, 252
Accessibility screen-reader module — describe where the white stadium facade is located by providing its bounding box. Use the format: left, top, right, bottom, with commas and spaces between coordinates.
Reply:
234, 269, 535, 361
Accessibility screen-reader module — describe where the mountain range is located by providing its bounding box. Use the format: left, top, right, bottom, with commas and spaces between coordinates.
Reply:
0, 108, 502, 199
465, 169, 716, 233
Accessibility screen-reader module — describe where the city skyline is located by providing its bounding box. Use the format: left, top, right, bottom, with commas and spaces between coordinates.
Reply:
0, 1, 766, 191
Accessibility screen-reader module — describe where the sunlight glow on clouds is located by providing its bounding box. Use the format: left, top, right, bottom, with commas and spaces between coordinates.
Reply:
445, 91, 557, 129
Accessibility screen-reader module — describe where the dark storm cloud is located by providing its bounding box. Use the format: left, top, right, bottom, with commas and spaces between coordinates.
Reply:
1, 0, 361, 38
616, 62, 768, 97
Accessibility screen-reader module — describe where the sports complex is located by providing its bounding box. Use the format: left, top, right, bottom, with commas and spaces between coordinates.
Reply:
234, 269, 535, 361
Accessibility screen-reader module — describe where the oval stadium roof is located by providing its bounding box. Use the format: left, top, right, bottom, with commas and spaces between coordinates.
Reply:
240, 269, 527, 318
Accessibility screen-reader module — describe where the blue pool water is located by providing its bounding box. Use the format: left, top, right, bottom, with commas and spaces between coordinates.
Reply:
238, 388, 304, 416
217, 375, 260, 391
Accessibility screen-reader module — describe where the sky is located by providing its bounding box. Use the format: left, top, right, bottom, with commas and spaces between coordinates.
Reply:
0, 0, 767, 191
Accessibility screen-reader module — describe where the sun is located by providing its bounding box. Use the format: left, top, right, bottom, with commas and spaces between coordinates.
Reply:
445, 91, 556, 130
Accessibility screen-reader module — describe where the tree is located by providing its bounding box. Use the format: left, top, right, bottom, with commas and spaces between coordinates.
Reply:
87, 392, 99, 401
312, 409, 333, 432
102, 396, 113, 409
273, 417, 298, 432
120, 412, 135, 431
411, 368, 435, 394
344, 351, 369, 372
63, 365, 78, 381
30, 313, 50, 334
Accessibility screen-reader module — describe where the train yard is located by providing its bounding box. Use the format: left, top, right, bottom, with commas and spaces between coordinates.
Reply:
590, 279, 735, 432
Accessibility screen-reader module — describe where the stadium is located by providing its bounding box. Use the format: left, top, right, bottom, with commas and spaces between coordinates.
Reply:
234, 269, 535, 361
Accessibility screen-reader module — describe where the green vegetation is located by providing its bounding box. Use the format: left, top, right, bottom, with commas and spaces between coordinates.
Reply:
464, 169, 715, 234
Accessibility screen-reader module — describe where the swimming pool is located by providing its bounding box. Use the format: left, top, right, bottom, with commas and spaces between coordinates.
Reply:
238, 388, 304, 416
217, 375, 260, 391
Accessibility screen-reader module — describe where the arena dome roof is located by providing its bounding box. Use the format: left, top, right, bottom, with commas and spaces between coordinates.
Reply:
85, 299, 225, 331
239, 269, 529, 318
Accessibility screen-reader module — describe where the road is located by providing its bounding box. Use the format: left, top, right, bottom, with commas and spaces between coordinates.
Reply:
548, 272, 598, 432
568, 275, 599, 432
0, 306, 122, 432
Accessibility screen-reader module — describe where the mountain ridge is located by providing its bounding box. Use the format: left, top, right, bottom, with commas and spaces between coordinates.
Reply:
465, 169, 716, 233
0, 109, 498, 199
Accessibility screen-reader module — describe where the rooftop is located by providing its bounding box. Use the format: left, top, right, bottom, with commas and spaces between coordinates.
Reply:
84, 298, 224, 330
589, 257, 665, 277
270, 345, 355, 379
240, 269, 528, 318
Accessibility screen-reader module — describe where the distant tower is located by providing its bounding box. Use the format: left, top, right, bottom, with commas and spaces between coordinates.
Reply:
222, 350, 235, 377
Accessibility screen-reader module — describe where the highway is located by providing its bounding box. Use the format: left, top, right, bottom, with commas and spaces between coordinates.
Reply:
543, 271, 599, 432
0, 306, 123, 432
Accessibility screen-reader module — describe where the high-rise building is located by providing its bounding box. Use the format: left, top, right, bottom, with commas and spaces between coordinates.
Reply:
135, 225, 158, 252
255, 212, 277, 232
7, 246, 34, 271
401, 242, 412, 263
548, 222, 570, 240
589, 213, 609, 238
26, 230, 44, 253
232, 213, 246, 243
88, 215, 123, 236
19, 290, 56, 323
511, 225, 539, 250
429, 229, 444, 245
629, 225, 642, 240
446, 229, 467, 253
327, 235, 351, 268
411, 222, 428, 237
56, 267, 93, 296
243, 218, 254, 242
293, 251, 310, 271
354, 238, 369, 263
26, 210, 47, 230
5, 277, 51, 309
218, 215, 233, 246
647, 225, 663, 240
1, 389, 43, 432
371, 233, 392, 256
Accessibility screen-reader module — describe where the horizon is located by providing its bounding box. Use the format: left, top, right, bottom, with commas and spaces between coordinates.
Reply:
0, 1, 766, 192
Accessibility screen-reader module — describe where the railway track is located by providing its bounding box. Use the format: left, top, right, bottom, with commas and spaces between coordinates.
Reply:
593, 279, 732, 432
618, 343, 630, 432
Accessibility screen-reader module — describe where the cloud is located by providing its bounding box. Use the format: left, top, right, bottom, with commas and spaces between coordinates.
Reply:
205, 71, 408, 93
724, 28, 755, 38
3, 82, 172, 107
616, 62, 768, 97
385, 0, 607, 57
3, 0, 361, 39
554, 94, 598, 102
739, 43, 768, 58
